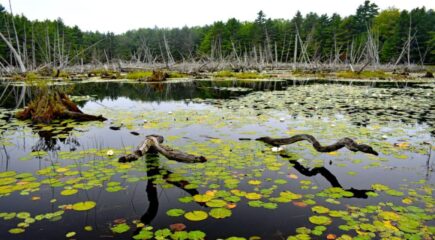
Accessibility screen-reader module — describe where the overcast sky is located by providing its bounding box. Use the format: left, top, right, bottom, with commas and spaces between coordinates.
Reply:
1, 0, 434, 34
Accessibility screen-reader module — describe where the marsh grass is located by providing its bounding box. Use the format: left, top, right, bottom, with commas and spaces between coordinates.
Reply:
336, 70, 389, 79
126, 71, 188, 80
214, 71, 271, 79
168, 72, 189, 78
126, 71, 153, 80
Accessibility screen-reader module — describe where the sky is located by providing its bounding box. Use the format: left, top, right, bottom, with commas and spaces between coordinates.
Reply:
1, 0, 434, 34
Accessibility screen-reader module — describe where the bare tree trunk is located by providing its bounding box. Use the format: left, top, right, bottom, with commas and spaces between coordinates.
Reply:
407, 14, 412, 67
31, 24, 36, 69
293, 31, 298, 68
8, 0, 21, 58
0, 32, 26, 72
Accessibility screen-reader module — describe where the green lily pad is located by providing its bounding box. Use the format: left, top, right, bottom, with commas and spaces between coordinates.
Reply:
16, 212, 31, 219
61, 189, 78, 196
209, 208, 232, 219
166, 208, 185, 217
248, 200, 264, 207
184, 211, 208, 221
206, 199, 227, 208
72, 201, 96, 211
171, 231, 188, 240
312, 206, 330, 214
133, 229, 153, 239
111, 223, 130, 234
66, 231, 76, 238
309, 215, 332, 225
9, 228, 25, 234
193, 194, 213, 202
263, 202, 278, 210
245, 192, 261, 200
188, 230, 206, 240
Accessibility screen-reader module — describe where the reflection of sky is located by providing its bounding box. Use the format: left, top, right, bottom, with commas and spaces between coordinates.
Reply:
82, 97, 210, 113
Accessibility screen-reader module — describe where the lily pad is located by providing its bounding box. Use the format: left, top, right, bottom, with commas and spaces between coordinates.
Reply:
209, 208, 232, 219
184, 211, 208, 221
309, 215, 332, 225
245, 192, 262, 200
9, 228, 25, 234
72, 201, 96, 211
188, 230, 206, 240
312, 206, 330, 214
61, 189, 78, 196
206, 199, 227, 208
193, 194, 213, 202
166, 208, 185, 217
66, 231, 76, 238
111, 223, 130, 234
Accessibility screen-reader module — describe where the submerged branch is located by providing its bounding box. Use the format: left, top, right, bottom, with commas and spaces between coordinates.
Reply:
256, 134, 378, 156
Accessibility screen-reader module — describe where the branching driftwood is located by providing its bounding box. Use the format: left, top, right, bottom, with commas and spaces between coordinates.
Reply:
119, 135, 207, 163
256, 134, 378, 156
121, 134, 377, 165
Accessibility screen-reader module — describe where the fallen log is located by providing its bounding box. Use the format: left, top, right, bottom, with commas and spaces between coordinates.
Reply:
256, 134, 378, 156
119, 135, 207, 163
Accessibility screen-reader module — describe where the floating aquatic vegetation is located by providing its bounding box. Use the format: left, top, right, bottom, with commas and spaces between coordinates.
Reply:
72, 201, 96, 211
184, 211, 208, 221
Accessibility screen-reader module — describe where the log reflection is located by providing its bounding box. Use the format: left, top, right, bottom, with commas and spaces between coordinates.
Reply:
281, 153, 373, 198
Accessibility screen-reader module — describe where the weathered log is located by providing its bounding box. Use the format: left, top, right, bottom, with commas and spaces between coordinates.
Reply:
119, 135, 206, 163
256, 134, 378, 156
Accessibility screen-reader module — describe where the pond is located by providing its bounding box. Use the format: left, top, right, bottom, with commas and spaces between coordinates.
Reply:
0, 79, 434, 240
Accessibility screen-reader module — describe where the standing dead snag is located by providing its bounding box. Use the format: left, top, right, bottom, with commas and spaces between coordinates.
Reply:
119, 135, 207, 163
256, 134, 378, 156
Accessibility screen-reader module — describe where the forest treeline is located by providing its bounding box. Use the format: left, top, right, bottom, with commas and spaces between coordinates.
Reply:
0, 1, 434, 72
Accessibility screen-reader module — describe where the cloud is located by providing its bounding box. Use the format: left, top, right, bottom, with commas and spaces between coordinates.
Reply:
1, 0, 433, 34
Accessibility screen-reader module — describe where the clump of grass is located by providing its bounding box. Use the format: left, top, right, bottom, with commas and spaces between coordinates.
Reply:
87, 69, 120, 79
214, 70, 271, 79
57, 71, 70, 78
168, 71, 189, 78
88, 69, 109, 75
127, 70, 187, 80
25, 72, 41, 80
336, 70, 388, 79
11, 72, 44, 81
126, 71, 153, 80
214, 70, 235, 78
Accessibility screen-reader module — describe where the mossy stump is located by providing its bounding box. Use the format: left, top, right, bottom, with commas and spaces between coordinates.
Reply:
147, 70, 169, 82
16, 92, 106, 123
